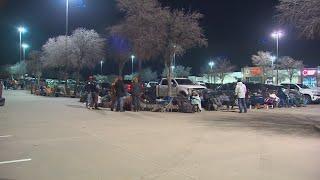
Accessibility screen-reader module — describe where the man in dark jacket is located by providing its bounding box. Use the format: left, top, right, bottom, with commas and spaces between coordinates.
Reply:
84, 77, 97, 109
115, 77, 126, 112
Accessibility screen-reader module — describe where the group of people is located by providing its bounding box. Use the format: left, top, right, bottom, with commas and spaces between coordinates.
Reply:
84, 76, 142, 112
235, 80, 306, 113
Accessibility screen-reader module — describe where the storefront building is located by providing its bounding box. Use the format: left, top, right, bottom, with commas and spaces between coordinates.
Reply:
301, 67, 320, 87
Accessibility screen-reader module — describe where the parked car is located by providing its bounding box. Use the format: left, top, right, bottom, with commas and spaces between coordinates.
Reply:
196, 81, 206, 86
156, 78, 207, 97
146, 81, 158, 88
281, 83, 320, 104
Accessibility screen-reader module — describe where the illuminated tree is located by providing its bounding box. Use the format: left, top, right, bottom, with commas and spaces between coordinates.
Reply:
213, 58, 236, 84
251, 51, 274, 82
278, 56, 303, 83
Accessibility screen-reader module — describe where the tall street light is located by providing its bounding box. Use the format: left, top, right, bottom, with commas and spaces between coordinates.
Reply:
208, 61, 215, 84
22, 43, 29, 61
131, 55, 135, 76
271, 31, 284, 59
18, 26, 27, 62
271, 30, 284, 84
66, 0, 69, 36
100, 60, 103, 75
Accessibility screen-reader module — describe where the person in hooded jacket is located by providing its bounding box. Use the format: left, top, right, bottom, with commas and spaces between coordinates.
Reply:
235, 80, 247, 113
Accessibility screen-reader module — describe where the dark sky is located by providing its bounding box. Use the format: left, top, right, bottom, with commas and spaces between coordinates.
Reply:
0, 0, 319, 75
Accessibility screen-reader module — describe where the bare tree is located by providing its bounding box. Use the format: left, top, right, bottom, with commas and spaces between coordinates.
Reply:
26, 50, 42, 85
9, 61, 26, 79
110, 0, 165, 73
277, 0, 320, 39
111, 0, 207, 95
42, 29, 105, 83
251, 51, 273, 83
107, 34, 131, 76
70, 28, 105, 83
214, 59, 236, 84
140, 68, 158, 82
41, 35, 71, 81
160, 9, 207, 96
162, 65, 192, 78
278, 56, 303, 83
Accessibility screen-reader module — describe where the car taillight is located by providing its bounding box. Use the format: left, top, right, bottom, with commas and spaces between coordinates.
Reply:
127, 84, 132, 91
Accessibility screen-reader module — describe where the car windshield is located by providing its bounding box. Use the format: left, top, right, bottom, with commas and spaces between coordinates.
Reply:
175, 79, 195, 85
297, 84, 310, 89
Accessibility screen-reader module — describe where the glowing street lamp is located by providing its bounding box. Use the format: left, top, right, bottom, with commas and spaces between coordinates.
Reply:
131, 55, 135, 76
100, 60, 104, 75
208, 61, 215, 83
270, 56, 276, 68
271, 30, 284, 59
18, 26, 27, 62
66, 0, 69, 36
271, 30, 284, 84
22, 43, 29, 61
208, 61, 215, 70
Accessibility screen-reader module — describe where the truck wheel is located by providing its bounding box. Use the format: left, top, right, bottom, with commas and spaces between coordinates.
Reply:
179, 92, 188, 97
304, 95, 312, 104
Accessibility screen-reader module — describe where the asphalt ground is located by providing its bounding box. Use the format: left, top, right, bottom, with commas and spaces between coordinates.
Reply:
0, 90, 320, 180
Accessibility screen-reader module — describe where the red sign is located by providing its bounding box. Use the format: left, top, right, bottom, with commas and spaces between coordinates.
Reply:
302, 69, 317, 76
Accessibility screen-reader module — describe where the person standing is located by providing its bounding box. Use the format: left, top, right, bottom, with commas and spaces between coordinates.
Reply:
132, 77, 141, 112
235, 80, 247, 113
0, 80, 3, 98
84, 77, 95, 109
115, 77, 126, 112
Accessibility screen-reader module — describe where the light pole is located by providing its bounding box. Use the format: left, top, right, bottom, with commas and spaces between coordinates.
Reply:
173, 45, 177, 67
100, 60, 103, 75
208, 61, 215, 84
131, 55, 135, 76
18, 26, 26, 62
271, 30, 284, 84
66, 0, 69, 36
22, 43, 29, 61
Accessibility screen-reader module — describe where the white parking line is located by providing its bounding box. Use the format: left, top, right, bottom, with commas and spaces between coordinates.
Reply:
0, 135, 12, 138
0, 158, 32, 165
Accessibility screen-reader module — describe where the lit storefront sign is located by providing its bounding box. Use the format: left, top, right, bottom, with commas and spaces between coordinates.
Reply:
302, 68, 317, 76
243, 67, 263, 77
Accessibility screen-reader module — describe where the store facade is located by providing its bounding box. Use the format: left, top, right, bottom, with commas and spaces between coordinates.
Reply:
301, 67, 320, 87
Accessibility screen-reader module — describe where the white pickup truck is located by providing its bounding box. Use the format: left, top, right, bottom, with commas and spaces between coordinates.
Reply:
281, 83, 320, 104
156, 78, 207, 97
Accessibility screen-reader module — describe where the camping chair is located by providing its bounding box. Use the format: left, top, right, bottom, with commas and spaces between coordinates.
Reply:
156, 96, 175, 112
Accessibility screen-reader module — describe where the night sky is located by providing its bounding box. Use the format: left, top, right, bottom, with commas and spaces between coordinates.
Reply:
0, 0, 319, 75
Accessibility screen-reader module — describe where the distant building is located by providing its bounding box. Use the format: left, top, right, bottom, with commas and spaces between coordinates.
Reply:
189, 66, 320, 87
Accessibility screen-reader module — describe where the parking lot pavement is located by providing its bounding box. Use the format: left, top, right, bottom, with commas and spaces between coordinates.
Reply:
1, 90, 320, 180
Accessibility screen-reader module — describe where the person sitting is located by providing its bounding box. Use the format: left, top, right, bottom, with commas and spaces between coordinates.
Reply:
265, 91, 279, 108
219, 93, 231, 110
277, 88, 288, 108
190, 91, 202, 112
